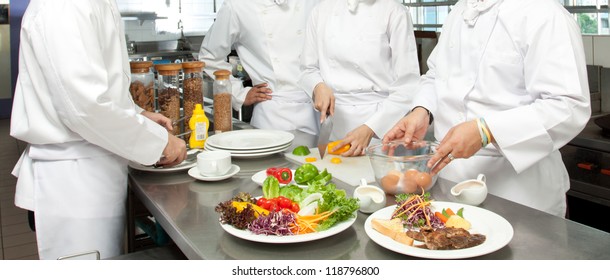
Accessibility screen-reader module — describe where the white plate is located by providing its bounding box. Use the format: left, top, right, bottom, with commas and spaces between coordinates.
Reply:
206, 129, 294, 150
251, 169, 307, 188
205, 145, 290, 159
205, 141, 291, 154
364, 201, 513, 259
220, 213, 357, 244
128, 149, 200, 172
188, 164, 240, 181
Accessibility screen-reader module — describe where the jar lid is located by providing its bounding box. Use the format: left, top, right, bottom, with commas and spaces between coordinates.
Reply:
129, 61, 153, 74
182, 61, 205, 74
155, 63, 183, 76
213, 69, 231, 80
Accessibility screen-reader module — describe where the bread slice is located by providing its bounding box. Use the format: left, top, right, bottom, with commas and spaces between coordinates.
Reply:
371, 218, 414, 246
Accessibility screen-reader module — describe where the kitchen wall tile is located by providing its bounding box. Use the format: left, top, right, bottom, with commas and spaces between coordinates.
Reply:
3, 242, 38, 260
593, 36, 610, 68
583, 35, 594, 65
2, 231, 36, 248
2, 222, 33, 236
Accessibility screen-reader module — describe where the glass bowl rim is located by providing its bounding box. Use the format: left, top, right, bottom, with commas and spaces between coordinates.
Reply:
366, 140, 438, 162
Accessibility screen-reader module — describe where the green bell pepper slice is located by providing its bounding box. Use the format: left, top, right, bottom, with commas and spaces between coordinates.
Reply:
294, 163, 319, 184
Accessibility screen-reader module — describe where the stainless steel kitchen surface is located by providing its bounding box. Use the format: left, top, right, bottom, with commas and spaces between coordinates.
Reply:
128, 125, 610, 260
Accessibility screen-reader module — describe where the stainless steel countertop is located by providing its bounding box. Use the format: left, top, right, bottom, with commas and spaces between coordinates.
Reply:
128, 129, 610, 260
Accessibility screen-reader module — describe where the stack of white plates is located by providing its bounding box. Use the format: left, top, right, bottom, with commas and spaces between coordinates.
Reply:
204, 129, 294, 158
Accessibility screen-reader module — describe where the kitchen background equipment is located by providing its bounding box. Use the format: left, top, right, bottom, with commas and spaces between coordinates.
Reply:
560, 116, 610, 233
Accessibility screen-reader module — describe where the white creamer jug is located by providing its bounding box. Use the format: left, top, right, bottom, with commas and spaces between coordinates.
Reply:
354, 178, 387, 213
450, 174, 488, 206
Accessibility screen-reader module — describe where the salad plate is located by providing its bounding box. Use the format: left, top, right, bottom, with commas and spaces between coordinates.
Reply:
251, 169, 307, 188
364, 201, 513, 259
219, 213, 357, 244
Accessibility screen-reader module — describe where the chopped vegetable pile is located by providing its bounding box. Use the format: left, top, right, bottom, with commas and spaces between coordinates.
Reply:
392, 192, 444, 229
215, 164, 360, 236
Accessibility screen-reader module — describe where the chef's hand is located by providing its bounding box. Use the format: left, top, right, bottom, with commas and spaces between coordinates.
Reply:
244, 83, 273, 106
337, 125, 375, 157
382, 107, 430, 144
141, 111, 173, 131
313, 83, 335, 123
427, 120, 482, 175
157, 134, 187, 167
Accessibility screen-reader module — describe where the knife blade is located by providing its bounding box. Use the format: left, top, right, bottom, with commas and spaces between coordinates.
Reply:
317, 115, 333, 159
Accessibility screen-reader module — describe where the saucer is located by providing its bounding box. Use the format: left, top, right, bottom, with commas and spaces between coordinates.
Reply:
188, 164, 240, 181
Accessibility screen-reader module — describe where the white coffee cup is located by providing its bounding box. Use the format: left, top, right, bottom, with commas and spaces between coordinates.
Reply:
197, 150, 231, 177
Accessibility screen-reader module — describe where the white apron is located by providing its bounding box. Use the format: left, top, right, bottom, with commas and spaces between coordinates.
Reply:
12, 141, 127, 260
331, 91, 387, 144
250, 90, 320, 135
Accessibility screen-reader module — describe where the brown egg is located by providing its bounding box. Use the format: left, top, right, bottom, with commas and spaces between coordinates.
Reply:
380, 172, 400, 194
402, 169, 419, 193
415, 172, 433, 189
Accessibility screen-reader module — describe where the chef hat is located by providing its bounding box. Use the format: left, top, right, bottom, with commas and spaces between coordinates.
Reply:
463, 0, 500, 26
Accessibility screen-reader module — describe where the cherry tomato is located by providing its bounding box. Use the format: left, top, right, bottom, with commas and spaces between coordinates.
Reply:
290, 202, 300, 213
269, 201, 280, 212
256, 197, 266, 207
259, 199, 272, 210
278, 196, 292, 209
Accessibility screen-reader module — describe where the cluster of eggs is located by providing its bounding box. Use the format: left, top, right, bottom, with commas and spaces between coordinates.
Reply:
380, 169, 433, 194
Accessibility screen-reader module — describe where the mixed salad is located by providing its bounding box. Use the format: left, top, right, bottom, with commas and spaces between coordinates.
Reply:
215, 163, 360, 236
391, 192, 471, 230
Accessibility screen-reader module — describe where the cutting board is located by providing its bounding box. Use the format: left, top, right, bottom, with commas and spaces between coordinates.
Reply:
284, 147, 376, 187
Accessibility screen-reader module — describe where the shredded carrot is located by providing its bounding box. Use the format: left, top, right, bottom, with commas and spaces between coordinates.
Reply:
295, 210, 337, 234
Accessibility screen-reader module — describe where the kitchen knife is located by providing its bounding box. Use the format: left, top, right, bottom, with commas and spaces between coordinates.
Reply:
317, 115, 333, 159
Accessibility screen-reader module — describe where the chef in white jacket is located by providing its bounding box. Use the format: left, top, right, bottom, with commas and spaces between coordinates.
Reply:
10, 0, 187, 259
298, 0, 420, 156
198, 0, 320, 135
383, 0, 591, 217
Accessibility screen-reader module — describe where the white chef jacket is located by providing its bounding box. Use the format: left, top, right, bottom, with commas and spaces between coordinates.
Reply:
298, 0, 420, 141
10, 0, 168, 259
199, 0, 320, 135
413, 0, 591, 216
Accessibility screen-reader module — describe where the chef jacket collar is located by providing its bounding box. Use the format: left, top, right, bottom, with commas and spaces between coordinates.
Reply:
274, 0, 286, 5
347, 0, 375, 13
463, 0, 500, 26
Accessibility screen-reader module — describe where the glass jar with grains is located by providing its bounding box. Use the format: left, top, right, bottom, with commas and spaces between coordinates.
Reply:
129, 61, 155, 112
155, 63, 183, 135
213, 69, 233, 133
181, 61, 205, 127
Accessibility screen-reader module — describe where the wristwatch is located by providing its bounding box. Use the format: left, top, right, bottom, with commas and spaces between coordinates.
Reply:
411, 106, 434, 125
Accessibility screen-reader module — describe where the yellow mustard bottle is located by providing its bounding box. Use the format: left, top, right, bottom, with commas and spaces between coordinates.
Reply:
189, 104, 209, 149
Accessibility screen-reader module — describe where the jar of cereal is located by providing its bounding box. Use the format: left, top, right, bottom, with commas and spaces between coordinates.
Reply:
129, 61, 155, 112
155, 63, 183, 135
212, 69, 233, 133
181, 61, 205, 127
